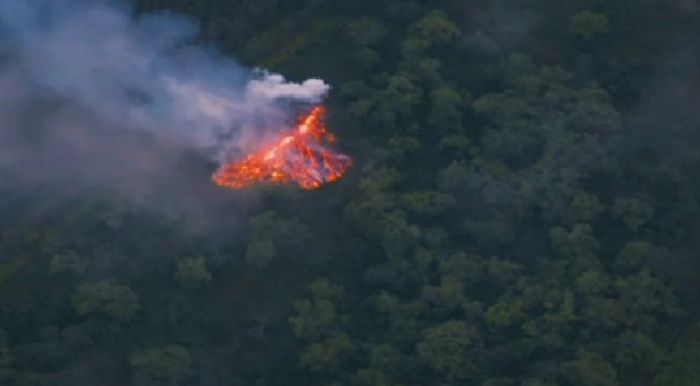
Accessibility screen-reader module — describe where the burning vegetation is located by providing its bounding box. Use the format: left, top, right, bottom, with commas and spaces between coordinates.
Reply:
212, 105, 351, 190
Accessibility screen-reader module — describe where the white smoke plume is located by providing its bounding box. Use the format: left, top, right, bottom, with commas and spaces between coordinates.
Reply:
0, 0, 330, 212
247, 72, 330, 102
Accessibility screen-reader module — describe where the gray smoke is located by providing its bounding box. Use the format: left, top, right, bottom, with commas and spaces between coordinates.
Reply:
0, 0, 328, 213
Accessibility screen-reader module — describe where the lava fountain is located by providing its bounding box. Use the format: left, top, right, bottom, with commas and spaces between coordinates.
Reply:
212, 106, 352, 190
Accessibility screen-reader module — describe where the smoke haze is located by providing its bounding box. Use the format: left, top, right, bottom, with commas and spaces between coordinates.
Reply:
0, 0, 329, 216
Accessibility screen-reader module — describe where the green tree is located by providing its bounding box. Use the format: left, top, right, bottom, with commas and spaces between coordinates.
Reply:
130, 345, 191, 386
245, 211, 311, 268
412, 10, 460, 45
291, 280, 354, 373
347, 17, 387, 46
49, 250, 87, 274
428, 87, 464, 132
174, 256, 211, 288
290, 279, 344, 341
614, 198, 654, 233
71, 279, 141, 322
570, 11, 609, 39
299, 334, 354, 372
654, 322, 700, 386
562, 351, 619, 386
0, 328, 13, 383
571, 192, 604, 223
417, 320, 481, 381
400, 191, 455, 215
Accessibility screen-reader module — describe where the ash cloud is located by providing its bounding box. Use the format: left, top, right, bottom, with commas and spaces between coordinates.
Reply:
0, 0, 328, 218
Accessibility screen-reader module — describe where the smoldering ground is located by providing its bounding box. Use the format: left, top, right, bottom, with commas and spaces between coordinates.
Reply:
0, 0, 329, 230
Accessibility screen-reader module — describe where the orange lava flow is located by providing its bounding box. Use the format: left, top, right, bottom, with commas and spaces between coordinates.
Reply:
212, 106, 352, 190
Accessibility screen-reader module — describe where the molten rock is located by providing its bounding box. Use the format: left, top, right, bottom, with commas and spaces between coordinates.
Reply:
212, 106, 352, 190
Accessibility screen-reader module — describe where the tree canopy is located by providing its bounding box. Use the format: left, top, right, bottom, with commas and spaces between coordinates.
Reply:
0, 0, 698, 385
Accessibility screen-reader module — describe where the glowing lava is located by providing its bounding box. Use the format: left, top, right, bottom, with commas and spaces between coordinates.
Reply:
212, 106, 352, 190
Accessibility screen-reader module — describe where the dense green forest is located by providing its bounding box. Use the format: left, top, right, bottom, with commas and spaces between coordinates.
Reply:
1, 0, 699, 385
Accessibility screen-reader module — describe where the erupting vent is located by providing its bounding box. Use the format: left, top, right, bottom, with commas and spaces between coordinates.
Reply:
212, 106, 351, 190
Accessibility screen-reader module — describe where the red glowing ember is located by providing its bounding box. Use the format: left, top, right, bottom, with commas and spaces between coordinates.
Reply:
212, 106, 351, 190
